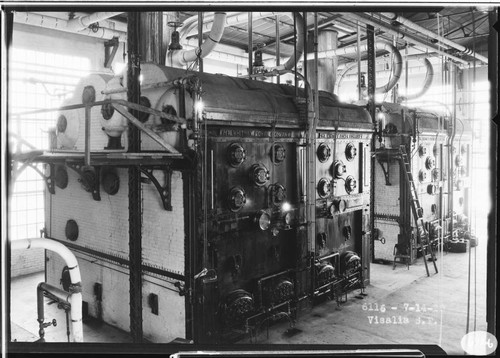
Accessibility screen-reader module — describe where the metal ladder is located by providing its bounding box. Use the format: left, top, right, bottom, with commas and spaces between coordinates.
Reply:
399, 145, 438, 277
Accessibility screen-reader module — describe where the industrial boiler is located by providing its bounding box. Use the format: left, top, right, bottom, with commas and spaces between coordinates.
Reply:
31, 62, 373, 343
372, 101, 473, 265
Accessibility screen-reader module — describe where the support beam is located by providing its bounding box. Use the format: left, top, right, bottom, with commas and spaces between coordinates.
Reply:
126, 11, 143, 343
367, 24, 376, 264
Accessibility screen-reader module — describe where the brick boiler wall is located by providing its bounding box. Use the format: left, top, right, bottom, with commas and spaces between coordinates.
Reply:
374, 158, 400, 216
142, 170, 185, 275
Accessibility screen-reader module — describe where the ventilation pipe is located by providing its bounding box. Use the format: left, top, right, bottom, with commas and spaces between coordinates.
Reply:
312, 41, 402, 94
398, 57, 434, 101
10, 238, 83, 342
66, 12, 123, 31
179, 12, 305, 71
379, 12, 488, 64
166, 12, 227, 68
13, 12, 127, 42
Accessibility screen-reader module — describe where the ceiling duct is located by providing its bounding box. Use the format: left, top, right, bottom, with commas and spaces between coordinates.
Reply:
66, 12, 123, 31
13, 12, 127, 42
378, 12, 488, 64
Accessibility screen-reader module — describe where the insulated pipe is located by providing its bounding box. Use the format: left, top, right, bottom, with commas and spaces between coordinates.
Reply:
182, 12, 305, 71
398, 58, 434, 101
13, 12, 127, 42
316, 41, 402, 94
342, 12, 470, 66
10, 238, 83, 342
378, 12, 488, 64
66, 12, 123, 31
166, 12, 227, 67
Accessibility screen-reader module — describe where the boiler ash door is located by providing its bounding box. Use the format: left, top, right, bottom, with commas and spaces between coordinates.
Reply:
227, 143, 247, 167
345, 142, 357, 161
250, 164, 270, 187
317, 143, 331, 163
228, 186, 247, 212
222, 289, 255, 326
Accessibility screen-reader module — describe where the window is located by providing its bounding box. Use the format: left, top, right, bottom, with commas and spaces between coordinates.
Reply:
9, 48, 91, 240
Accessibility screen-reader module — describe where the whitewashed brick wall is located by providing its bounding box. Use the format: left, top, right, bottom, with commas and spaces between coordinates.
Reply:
142, 170, 185, 275
48, 167, 129, 257
10, 248, 45, 278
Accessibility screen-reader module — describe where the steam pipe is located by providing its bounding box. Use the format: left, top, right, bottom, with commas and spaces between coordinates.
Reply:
66, 12, 123, 31
166, 12, 227, 67
185, 12, 304, 71
321, 41, 402, 94
10, 238, 83, 342
342, 12, 470, 66
398, 58, 434, 101
13, 12, 127, 42
378, 12, 488, 64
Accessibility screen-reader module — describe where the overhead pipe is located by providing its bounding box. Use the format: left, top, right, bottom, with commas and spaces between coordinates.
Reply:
378, 12, 488, 64
342, 12, 470, 66
10, 238, 83, 342
312, 41, 402, 94
180, 12, 305, 71
166, 12, 227, 67
66, 12, 123, 31
13, 11, 127, 42
398, 57, 434, 101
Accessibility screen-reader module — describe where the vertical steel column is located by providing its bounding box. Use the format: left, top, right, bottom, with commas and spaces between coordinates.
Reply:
127, 11, 143, 343
248, 12, 253, 77
275, 14, 280, 84
487, 8, 498, 337
357, 23, 362, 100
198, 12, 204, 73
5, 9, 14, 345
366, 25, 376, 263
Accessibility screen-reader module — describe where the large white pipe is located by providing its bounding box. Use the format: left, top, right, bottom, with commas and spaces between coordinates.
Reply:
398, 57, 434, 101
179, 12, 305, 72
10, 238, 83, 342
312, 41, 402, 94
342, 12, 470, 66
379, 12, 488, 64
66, 12, 123, 31
166, 12, 227, 67
13, 11, 127, 42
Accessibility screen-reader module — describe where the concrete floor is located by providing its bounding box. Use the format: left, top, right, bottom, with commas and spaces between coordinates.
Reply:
9, 232, 487, 355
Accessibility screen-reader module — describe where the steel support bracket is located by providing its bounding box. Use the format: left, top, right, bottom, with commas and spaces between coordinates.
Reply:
104, 37, 120, 69
67, 163, 101, 201
376, 158, 392, 186
139, 167, 172, 210
17, 162, 56, 194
